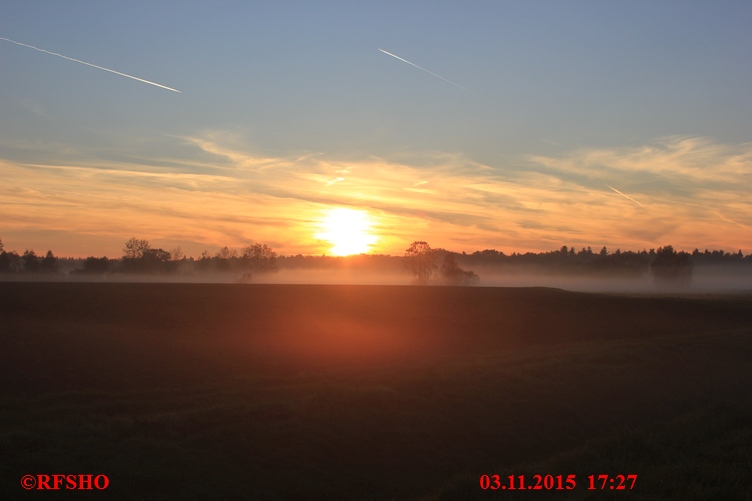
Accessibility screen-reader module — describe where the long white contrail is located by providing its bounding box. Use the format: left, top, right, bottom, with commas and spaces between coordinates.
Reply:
606, 184, 647, 210
1, 37, 181, 93
378, 48, 471, 93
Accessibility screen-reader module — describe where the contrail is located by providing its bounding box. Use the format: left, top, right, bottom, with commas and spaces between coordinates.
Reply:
712, 211, 747, 228
605, 184, 648, 210
1, 37, 181, 93
378, 48, 471, 93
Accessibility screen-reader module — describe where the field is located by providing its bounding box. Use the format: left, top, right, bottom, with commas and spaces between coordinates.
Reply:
1, 283, 751, 499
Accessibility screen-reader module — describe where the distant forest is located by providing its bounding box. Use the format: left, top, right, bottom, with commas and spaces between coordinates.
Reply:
1, 236, 750, 285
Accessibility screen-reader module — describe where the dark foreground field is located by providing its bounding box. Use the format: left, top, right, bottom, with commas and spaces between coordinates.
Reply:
1, 283, 751, 500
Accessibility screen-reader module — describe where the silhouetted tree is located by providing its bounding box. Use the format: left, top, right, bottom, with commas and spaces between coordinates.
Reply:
194, 250, 213, 272
0, 248, 21, 273
215, 247, 238, 272
22, 249, 40, 273
439, 253, 479, 285
74, 256, 110, 274
121, 238, 174, 273
141, 248, 173, 272
146, 248, 171, 262
651, 245, 693, 285
122, 238, 149, 272
238, 243, 278, 281
0, 239, 8, 273
216, 247, 238, 260
40, 250, 59, 273
404, 241, 437, 284
123, 237, 151, 259
170, 246, 184, 261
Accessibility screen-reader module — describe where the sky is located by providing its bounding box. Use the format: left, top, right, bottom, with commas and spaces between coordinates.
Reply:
1, 1, 750, 258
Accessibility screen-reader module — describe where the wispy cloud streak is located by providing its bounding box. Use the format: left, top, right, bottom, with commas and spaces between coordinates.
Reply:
378, 48, 471, 93
1, 37, 181, 93
1, 135, 750, 256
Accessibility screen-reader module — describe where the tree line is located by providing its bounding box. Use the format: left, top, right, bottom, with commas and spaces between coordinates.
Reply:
0, 237, 279, 281
1, 236, 749, 285
402, 242, 705, 285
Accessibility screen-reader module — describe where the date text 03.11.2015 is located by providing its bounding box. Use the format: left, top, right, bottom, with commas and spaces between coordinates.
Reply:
479, 474, 637, 491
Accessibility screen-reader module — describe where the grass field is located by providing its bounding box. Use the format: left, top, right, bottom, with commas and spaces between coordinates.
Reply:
1, 283, 751, 499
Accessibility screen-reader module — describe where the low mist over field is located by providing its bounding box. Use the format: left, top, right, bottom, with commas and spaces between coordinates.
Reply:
5, 266, 752, 296
3, 236, 751, 294
476, 267, 752, 294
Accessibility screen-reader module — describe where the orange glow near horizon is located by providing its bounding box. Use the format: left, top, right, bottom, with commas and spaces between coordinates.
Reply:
1, 135, 750, 259
316, 208, 378, 256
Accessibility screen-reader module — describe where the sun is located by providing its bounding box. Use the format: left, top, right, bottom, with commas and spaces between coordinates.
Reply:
317, 208, 378, 256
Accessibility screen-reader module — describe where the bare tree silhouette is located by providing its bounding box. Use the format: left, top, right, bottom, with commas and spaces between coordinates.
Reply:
404, 241, 437, 284
123, 238, 151, 260
122, 238, 173, 273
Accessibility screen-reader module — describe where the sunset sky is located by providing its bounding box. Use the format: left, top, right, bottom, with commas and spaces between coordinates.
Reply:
2, 1, 750, 258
